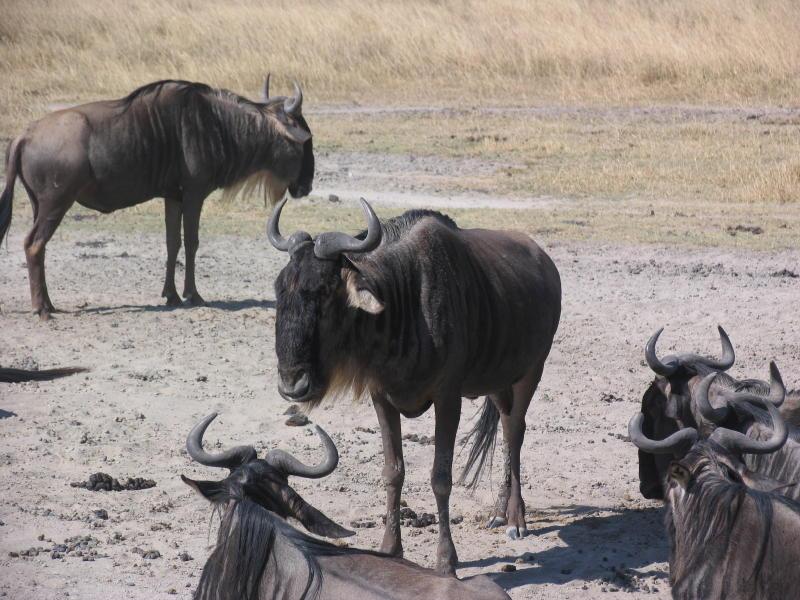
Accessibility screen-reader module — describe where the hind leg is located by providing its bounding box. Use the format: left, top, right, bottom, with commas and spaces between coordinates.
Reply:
24, 195, 74, 320
161, 197, 182, 306
484, 389, 513, 529
498, 363, 545, 539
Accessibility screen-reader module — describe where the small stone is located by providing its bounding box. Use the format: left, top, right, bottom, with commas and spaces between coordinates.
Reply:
142, 550, 161, 559
328, 194, 340, 203
196, 375, 208, 382
37, 534, 45, 541
8, 551, 18, 558
408, 513, 436, 528
92, 509, 109, 520
499, 564, 516, 572
285, 413, 309, 427
178, 551, 193, 561
450, 514, 463, 525
350, 518, 376, 529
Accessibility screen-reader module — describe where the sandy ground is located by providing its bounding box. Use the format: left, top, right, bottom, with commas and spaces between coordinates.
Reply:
1, 148, 800, 599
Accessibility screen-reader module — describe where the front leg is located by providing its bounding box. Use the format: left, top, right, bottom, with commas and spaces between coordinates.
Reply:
372, 392, 404, 557
181, 195, 206, 306
161, 197, 182, 306
432, 393, 461, 575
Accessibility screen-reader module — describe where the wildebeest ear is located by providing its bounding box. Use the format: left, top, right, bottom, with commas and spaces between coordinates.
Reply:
668, 462, 691, 489
295, 501, 355, 538
342, 268, 384, 314
181, 474, 225, 501
741, 468, 795, 494
267, 112, 312, 145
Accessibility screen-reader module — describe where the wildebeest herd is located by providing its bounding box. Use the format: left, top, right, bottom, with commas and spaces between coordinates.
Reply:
2, 78, 798, 599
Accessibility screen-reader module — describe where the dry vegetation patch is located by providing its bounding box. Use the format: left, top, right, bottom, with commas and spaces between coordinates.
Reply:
3, 0, 800, 133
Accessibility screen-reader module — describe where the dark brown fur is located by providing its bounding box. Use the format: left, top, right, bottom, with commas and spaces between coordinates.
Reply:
273, 208, 561, 573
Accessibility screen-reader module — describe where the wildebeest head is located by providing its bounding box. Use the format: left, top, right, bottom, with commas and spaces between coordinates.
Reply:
637, 326, 736, 498
269, 198, 384, 404
634, 366, 789, 498
182, 413, 354, 538
260, 77, 314, 199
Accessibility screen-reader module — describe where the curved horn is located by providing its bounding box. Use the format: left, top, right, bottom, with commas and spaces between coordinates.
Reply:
710, 396, 788, 455
262, 73, 271, 102
645, 327, 679, 377
313, 198, 382, 259
692, 325, 735, 371
267, 198, 291, 251
628, 413, 698, 455
264, 425, 339, 478
693, 372, 731, 424
284, 81, 303, 115
186, 413, 257, 470
267, 197, 312, 253
730, 361, 785, 407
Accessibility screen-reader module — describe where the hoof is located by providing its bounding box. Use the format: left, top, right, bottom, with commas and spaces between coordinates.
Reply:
486, 516, 508, 529
506, 526, 529, 540
163, 293, 182, 307
183, 293, 205, 307
38, 311, 53, 322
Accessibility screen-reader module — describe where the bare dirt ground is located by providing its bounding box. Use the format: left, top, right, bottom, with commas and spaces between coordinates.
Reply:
1, 142, 800, 599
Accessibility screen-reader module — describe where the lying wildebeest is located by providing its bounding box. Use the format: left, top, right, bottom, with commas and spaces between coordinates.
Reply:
630, 386, 800, 600
637, 326, 800, 499
0, 77, 314, 319
183, 413, 511, 600
268, 199, 562, 573
0, 365, 86, 383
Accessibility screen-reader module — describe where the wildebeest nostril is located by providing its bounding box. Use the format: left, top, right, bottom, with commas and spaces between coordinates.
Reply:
278, 370, 310, 400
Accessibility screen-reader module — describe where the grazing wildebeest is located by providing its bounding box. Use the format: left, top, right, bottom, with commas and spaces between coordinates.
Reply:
630, 390, 800, 600
636, 326, 800, 499
0, 77, 314, 319
268, 198, 561, 573
183, 413, 511, 600
0, 365, 86, 383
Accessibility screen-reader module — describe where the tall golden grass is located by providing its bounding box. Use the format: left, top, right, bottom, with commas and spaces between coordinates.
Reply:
2, 0, 800, 131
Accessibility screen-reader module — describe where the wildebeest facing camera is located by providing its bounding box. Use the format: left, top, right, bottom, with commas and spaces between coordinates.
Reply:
2, 2, 799, 599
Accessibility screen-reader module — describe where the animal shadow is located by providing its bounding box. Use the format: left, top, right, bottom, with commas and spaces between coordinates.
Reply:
0, 409, 18, 419
81, 298, 274, 314
462, 504, 669, 591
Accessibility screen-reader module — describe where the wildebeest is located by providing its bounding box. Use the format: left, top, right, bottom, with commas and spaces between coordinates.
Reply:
629, 389, 800, 600
268, 198, 561, 573
0, 77, 314, 319
183, 413, 511, 600
636, 326, 800, 499
0, 365, 86, 383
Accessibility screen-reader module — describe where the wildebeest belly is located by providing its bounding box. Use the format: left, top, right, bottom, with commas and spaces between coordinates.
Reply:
76, 188, 160, 213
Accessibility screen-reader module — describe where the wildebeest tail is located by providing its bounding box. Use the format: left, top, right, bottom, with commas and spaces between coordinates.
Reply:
0, 137, 23, 247
459, 397, 501, 489
0, 366, 88, 383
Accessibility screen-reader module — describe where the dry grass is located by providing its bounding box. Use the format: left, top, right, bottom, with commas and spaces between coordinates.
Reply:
315, 107, 800, 204
3, 0, 800, 136
2, 0, 800, 238
8, 194, 796, 252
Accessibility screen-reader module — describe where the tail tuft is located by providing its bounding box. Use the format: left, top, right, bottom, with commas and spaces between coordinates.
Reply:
458, 397, 501, 489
